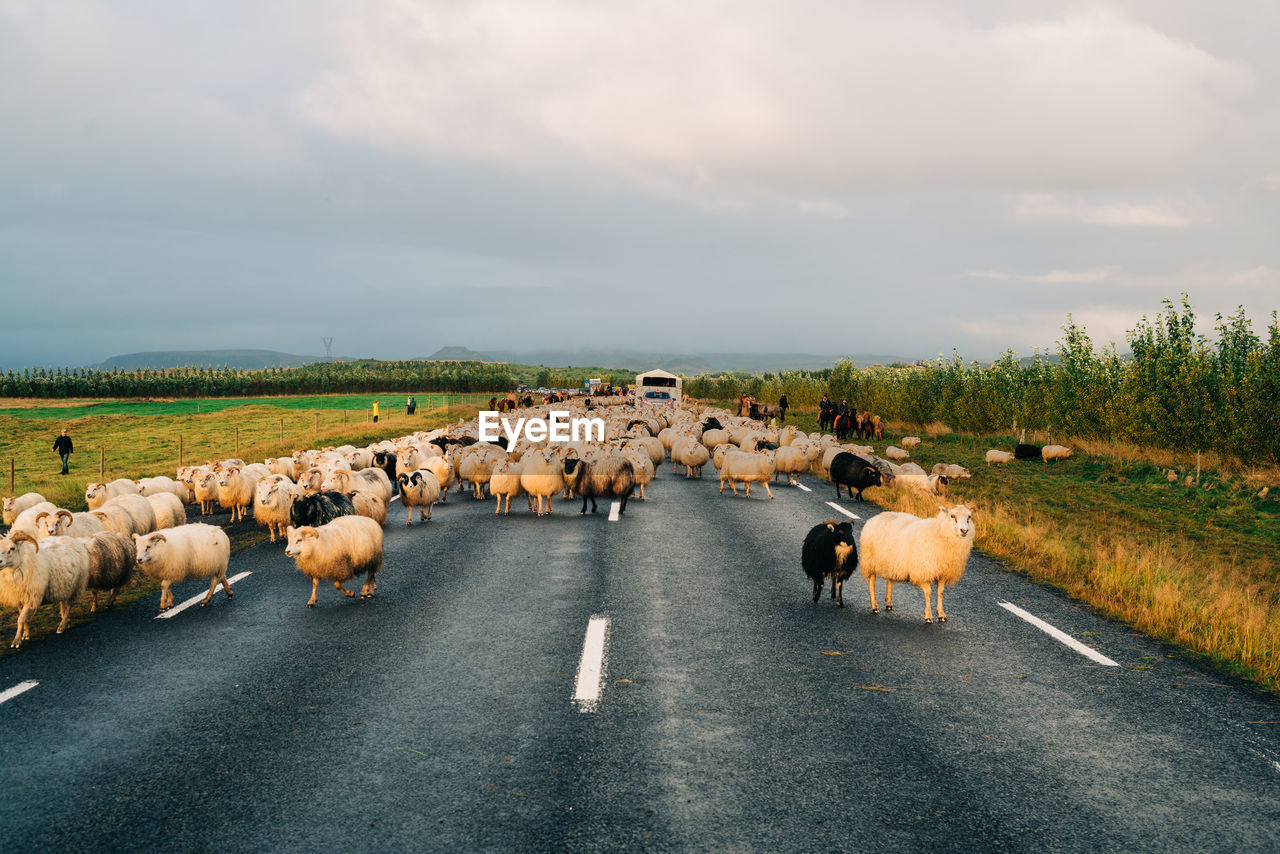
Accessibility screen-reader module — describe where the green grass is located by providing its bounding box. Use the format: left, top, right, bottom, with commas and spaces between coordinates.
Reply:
0, 393, 493, 420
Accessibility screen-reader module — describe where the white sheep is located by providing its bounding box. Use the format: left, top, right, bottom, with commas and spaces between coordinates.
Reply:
3, 493, 46, 526
136, 476, 187, 502
1042, 445, 1073, 462
284, 516, 384, 607
216, 465, 262, 522
901, 436, 922, 449
192, 470, 221, 515
884, 446, 910, 462
892, 473, 949, 496
254, 476, 299, 542
985, 449, 1014, 465
397, 470, 442, 524
7, 501, 59, 537
91, 494, 157, 536
85, 479, 140, 510
347, 491, 388, 526
859, 504, 976, 623
133, 523, 233, 613
719, 451, 777, 499
323, 468, 393, 503
621, 448, 655, 500
0, 531, 91, 647
419, 456, 455, 501
772, 446, 809, 486
930, 463, 972, 480
265, 457, 298, 480
35, 509, 106, 540
489, 459, 527, 514
146, 492, 187, 529
899, 462, 927, 476
672, 438, 710, 478
520, 448, 565, 517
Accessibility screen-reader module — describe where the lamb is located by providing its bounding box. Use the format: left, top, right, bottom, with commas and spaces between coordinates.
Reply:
828, 453, 883, 501
3, 492, 46, 526
35, 509, 106, 540
562, 456, 636, 515
83, 530, 134, 611
672, 438, 711, 478
884, 446, 910, 462
7, 501, 59, 537
146, 492, 187, 529
284, 516, 384, 607
489, 459, 527, 515
801, 520, 858, 607
0, 531, 91, 647
859, 504, 976, 623
192, 470, 221, 515
718, 451, 776, 499
520, 448, 565, 517
985, 450, 1014, 465
289, 492, 357, 529
347, 491, 388, 526
91, 494, 157, 536
900, 437, 921, 449
253, 476, 298, 542
396, 470, 442, 523
133, 524, 233, 613
85, 478, 140, 510
1041, 444, 1073, 462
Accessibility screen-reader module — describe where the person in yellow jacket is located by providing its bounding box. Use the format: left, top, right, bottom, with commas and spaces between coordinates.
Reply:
372, 400, 380, 423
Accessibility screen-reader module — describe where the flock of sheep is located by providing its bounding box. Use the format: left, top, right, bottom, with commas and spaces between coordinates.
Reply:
1, 397, 1068, 647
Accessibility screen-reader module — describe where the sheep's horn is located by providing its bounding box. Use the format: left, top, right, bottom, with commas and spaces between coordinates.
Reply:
57, 510, 73, 522
9, 531, 39, 549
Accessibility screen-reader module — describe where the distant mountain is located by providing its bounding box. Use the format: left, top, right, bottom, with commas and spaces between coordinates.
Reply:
422, 346, 496, 361
93, 349, 331, 371
475, 350, 909, 374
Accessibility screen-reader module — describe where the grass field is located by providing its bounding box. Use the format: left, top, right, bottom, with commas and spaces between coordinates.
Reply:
772, 406, 1280, 692
0, 392, 487, 420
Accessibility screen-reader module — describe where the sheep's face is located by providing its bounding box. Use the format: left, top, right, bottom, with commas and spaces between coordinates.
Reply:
134, 533, 166, 565
284, 527, 316, 559
2, 498, 14, 514
0, 535, 34, 569
86, 484, 104, 502
941, 506, 975, 539
34, 515, 57, 538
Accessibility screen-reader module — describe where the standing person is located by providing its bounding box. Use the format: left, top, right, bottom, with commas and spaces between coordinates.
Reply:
406, 395, 416, 415
372, 400, 380, 423
53, 429, 74, 475
778, 393, 789, 423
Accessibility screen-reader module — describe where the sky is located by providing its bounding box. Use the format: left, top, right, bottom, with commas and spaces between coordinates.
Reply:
2, 0, 1278, 369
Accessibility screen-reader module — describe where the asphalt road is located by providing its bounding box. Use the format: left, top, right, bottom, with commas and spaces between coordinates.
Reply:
1, 467, 1278, 852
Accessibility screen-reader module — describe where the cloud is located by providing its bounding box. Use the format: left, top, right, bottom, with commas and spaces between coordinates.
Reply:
298, 2, 1250, 206
968, 267, 1119, 284
1010, 194, 1200, 228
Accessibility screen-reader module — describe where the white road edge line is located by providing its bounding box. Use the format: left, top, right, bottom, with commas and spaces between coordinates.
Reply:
608, 501, 621, 522
156, 571, 253, 620
573, 615, 610, 713
825, 502, 860, 520
0, 680, 39, 706
389, 495, 400, 504
997, 601, 1119, 667
796, 483, 811, 493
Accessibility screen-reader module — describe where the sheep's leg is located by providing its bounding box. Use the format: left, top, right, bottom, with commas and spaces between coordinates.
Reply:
57, 601, 72, 633
306, 578, 320, 608
835, 577, 844, 607
495, 496, 502, 515
361, 571, 377, 598
937, 581, 947, 623
812, 577, 822, 603
619, 494, 628, 515
866, 576, 879, 614
160, 580, 173, 611
200, 577, 218, 606
406, 505, 414, 526
12, 605, 32, 647
426, 503, 433, 520
91, 590, 100, 612
884, 580, 894, 611
334, 580, 355, 598
762, 481, 775, 499
221, 573, 234, 599
107, 588, 120, 609
919, 582, 934, 623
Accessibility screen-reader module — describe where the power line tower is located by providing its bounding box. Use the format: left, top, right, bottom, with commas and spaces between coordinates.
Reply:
321, 337, 334, 362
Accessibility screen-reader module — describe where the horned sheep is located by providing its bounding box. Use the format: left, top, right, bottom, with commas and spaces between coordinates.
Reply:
397, 470, 442, 524
35, 509, 106, 540
0, 531, 91, 647
133, 524, 233, 613
859, 505, 976, 623
284, 516, 383, 608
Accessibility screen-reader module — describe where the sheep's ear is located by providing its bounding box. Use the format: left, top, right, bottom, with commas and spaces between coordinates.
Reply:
132, 533, 140, 541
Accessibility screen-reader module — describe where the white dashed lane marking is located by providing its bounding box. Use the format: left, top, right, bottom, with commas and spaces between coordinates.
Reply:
795, 483, 811, 493
608, 501, 621, 522
0, 680, 39, 706
573, 615, 610, 713
824, 502, 861, 520
997, 601, 1119, 666
155, 572, 253, 620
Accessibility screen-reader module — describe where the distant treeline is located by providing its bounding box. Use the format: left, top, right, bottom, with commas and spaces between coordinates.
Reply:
687, 299, 1280, 462
0, 360, 519, 398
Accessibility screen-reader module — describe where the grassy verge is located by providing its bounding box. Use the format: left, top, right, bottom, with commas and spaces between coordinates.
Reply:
717, 402, 1280, 692
1, 398, 485, 653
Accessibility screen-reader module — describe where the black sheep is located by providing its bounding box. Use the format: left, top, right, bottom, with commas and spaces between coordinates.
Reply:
372, 451, 399, 494
700, 417, 723, 432
1014, 443, 1042, 460
829, 452, 883, 501
802, 520, 858, 607
289, 491, 356, 529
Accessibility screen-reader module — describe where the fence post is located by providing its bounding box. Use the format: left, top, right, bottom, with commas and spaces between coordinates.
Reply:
197, 402, 200, 414
343, 410, 347, 425
1196, 452, 1201, 485
235, 427, 240, 456
280, 418, 284, 440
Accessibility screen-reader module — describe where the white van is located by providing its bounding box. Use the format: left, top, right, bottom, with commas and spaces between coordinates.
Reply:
634, 369, 681, 407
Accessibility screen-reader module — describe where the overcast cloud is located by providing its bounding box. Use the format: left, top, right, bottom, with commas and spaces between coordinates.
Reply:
1, 0, 1277, 369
